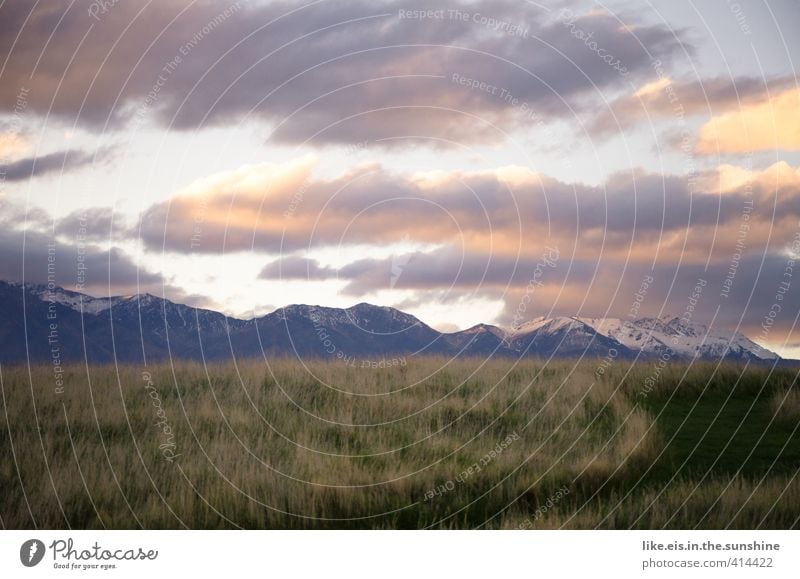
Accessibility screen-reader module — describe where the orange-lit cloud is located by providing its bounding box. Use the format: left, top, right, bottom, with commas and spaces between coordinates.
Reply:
698, 160, 800, 193
588, 76, 796, 137
140, 157, 800, 265
0, 131, 28, 159
22, 151, 797, 341
696, 88, 800, 154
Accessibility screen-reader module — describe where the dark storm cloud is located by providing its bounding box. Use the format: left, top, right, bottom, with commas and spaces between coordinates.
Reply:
0, 226, 162, 294
571, 250, 800, 340
259, 235, 800, 339
0, 0, 690, 145
475, 246, 800, 339
0, 200, 164, 295
332, 246, 571, 296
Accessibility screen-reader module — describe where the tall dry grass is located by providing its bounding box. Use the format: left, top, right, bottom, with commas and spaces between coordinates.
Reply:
770, 386, 800, 426
0, 357, 795, 528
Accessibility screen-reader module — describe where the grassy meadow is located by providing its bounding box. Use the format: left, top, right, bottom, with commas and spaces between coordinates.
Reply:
1, 357, 798, 529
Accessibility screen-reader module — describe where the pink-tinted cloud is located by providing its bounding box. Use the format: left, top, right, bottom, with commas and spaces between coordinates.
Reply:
0, 1, 689, 146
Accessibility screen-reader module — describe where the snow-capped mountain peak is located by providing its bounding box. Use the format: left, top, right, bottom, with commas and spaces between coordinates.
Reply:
518, 315, 780, 361
27, 285, 123, 314
1, 280, 782, 364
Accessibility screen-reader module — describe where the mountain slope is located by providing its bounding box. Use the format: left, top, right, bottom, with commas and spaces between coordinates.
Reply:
505, 317, 639, 359
0, 281, 781, 364
578, 316, 779, 362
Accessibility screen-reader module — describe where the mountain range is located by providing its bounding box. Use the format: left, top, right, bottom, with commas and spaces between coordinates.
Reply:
0, 280, 781, 365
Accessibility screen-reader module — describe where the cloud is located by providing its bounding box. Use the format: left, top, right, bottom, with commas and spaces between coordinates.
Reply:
0, 0, 689, 146
0, 226, 162, 295
0, 147, 113, 182
258, 248, 564, 296
260, 255, 335, 280
138, 156, 800, 268
8, 153, 800, 341
0, 198, 166, 296
54, 206, 131, 243
588, 75, 796, 137
696, 88, 800, 154
258, 240, 800, 342
139, 156, 318, 253
490, 249, 800, 341
224, 157, 800, 340
137, 158, 549, 254
0, 128, 29, 160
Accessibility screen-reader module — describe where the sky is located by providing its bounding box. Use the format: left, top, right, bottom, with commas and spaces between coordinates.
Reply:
1, 0, 800, 356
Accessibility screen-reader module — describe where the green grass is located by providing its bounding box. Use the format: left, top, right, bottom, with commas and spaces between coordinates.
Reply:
0, 358, 798, 529
643, 394, 800, 478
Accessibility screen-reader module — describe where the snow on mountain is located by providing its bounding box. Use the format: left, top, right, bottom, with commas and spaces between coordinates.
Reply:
508, 316, 585, 336
502, 315, 778, 361
276, 302, 425, 332
28, 285, 192, 317
458, 323, 507, 339
1, 280, 782, 363
503, 316, 626, 358
577, 316, 779, 361
27, 284, 124, 314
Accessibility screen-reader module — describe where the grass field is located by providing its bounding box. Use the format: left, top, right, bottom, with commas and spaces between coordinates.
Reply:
1, 357, 798, 529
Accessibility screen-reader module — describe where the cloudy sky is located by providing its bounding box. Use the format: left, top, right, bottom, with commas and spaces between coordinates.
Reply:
2, 0, 800, 355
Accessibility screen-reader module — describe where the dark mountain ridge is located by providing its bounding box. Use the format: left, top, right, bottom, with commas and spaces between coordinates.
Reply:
0, 281, 781, 365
